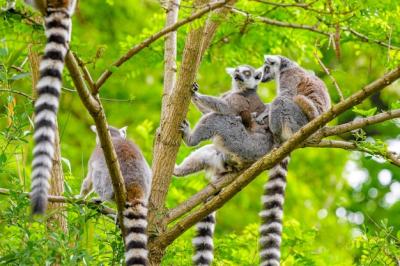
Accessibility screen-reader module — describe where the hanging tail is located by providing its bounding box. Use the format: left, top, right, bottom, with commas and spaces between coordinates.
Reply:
192, 212, 216, 266
30, 6, 74, 214
259, 156, 290, 266
123, 200, 149, 266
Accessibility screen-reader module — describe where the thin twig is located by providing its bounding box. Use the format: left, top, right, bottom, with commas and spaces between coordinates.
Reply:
94, 0, 228, 91
74, 52, 96, 93
0, 187, 116, 218
305, 140, 400, 167
313, 109, 400, 140
231, 8, 400, 50
0, 88, 33, 100
313, 50, 344, 101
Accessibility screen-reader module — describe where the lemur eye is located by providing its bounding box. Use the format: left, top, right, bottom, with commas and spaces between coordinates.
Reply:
243, 71, 251, 76
270, 61, 276, 65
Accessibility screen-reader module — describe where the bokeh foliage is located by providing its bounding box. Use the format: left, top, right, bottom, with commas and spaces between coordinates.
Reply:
0, 0, 399, 265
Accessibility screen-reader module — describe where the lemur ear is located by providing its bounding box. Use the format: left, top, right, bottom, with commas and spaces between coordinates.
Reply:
279, 56, 289, 70
225, 67, 235, 76
254, 69, 263, 80
90, 125, 97, 133
119, 126, 128, 138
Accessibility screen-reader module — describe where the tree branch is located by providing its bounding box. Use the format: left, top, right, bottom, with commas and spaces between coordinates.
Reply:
313, 50, 344, 101
231, 8, 400, 50
231, 8, 330, 36
65, 52, 127, 236
313, 109, 400, 140
153, 65, 400, 249
306, 140, 400, 167
0, 89, 33, 100
0, 188, 116, 218
94, 0, 228, 91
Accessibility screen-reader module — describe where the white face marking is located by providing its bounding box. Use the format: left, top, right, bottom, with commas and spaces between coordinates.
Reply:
263, 55, 281, 76
231, 65, 262, 90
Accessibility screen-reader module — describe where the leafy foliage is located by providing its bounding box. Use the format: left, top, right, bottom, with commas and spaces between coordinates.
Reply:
0, 0, 400, 265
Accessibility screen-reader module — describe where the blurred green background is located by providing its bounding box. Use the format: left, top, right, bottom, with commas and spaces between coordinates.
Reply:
0, 0, 399, 265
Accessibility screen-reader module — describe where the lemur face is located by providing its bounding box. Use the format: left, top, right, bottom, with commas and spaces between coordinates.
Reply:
261, 55, 293, 83
226, 65, 263, 90
261, 55, 281, 82
90, 125, 127, 144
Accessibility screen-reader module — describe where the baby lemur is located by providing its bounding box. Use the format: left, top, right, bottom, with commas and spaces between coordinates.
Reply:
257, 55, 331, 266
25, 0, 77, 215
191, 65, 266, 130
175, 66, 273, 266
80, 125, 152, 266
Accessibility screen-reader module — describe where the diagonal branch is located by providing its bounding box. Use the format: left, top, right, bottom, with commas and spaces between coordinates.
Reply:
313, 109, 400, 140
307, 139, 400, 167
65, 52, 128, 236
94, 0, 228, 91
153, 65, 400, 249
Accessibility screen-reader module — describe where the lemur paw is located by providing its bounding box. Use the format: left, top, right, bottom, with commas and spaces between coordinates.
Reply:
91, 198, 103, 205
255, 114, 267, 124
192, 82, 199, 92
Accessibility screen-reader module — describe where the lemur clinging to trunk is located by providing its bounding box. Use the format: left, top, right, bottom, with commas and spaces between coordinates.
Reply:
80, 126, 152, 266
24, 0, 77, 214
175, 65, 273, 266
257, 55, 331, 266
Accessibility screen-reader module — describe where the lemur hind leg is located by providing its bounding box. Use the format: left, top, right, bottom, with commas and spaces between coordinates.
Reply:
174, 144, 228, 177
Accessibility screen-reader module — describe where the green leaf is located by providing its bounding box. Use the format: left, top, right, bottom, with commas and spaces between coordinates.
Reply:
9, 72, 30, 81
352, 106, 377, 117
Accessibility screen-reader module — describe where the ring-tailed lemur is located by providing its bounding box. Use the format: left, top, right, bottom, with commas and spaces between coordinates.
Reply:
191, 65, 266, 130
24, 0, 77, 214
257, 55, 331, 266
175, 66, 270, 266
80, 126, 152, 266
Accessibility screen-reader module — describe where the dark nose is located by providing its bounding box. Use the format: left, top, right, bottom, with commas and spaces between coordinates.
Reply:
234, 74, 244, 82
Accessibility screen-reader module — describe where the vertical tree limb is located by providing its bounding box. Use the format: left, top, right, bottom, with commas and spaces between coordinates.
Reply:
148, 0, 231, 263
65, 52, 127, 237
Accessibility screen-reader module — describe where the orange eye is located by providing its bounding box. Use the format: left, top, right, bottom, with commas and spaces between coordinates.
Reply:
243, 71, 251, 76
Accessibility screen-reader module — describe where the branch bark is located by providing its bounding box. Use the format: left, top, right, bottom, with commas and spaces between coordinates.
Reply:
306, 140, 400, 167
148, 0, 234, 263
313, 109, 400, 140
231, 8, 400, 50
0, 188, 116, 218
65, 52, 127, 237
152, 65, 400, 249
94, 0, 228, 91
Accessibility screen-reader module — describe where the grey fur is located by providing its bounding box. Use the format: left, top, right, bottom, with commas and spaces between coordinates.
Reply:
80, 125, 151, 266
257, 55, 331, 266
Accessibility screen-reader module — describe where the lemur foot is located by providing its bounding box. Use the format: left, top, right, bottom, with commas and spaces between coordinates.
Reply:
91, 198, 103, 204
179, 119, 190, 132
192, 82, 199, 92
255, 113, 268, 125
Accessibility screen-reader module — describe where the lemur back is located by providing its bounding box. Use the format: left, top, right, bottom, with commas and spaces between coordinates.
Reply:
80, 126, 152, 266
25, 0, 77, 214
256, 55, 331, 266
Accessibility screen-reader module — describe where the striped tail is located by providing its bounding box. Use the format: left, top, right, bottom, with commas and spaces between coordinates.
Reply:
123, 201, 149, 266
192, 212, 216, 266
30, 7, 73, 214
259, 156, 290, 266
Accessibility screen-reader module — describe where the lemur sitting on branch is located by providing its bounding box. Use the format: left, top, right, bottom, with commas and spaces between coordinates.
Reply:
257, 55, 331, 266
174, 65, 273, 266
80, 126, 152, 266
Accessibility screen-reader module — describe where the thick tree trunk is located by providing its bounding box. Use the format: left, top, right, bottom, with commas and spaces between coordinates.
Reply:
148, 0, 235, 264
